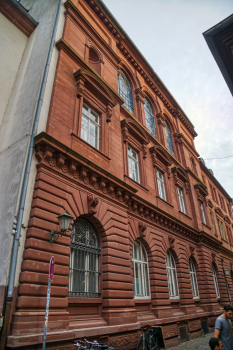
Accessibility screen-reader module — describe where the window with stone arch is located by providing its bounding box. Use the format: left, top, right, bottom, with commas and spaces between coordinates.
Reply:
189, 258, 199, 298
132, 240, 150, 299
164, 120, 174, 156
118, 69, 134, 115
144, 98, 157, 138
212, 264, 220, 298
69, 217, 101, 297
166, 251, 179, 298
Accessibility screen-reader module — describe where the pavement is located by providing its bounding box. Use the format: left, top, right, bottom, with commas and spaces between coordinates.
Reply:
169, 332, 213, 350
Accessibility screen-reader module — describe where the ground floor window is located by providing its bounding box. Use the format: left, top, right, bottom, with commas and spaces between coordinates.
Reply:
132, 240, 150, 298
69, 217, 101, 297
166, 251, 179, 298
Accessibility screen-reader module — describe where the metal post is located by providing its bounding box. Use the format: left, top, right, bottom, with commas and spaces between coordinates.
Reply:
42, 277, 51, 350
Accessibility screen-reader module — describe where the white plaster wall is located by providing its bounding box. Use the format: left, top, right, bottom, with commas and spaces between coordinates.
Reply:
0, 0, 64, 288
0, 13, 28, 129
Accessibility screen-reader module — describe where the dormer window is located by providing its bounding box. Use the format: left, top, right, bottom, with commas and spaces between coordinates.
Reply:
144, 98, 157, 138
118, 70, 134, 115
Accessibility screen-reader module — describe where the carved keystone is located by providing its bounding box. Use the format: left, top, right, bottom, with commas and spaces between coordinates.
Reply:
87, 194, 99, 214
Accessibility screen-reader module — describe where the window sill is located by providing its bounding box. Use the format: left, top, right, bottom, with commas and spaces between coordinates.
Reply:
134, 298, 151, 304
124, 175, 149, 192
68, 297, 102, 304
156, 196, 174, 208
202, 222, 211, 230
179, 211, 192, 221
170, 297, 180, 302
120, 104, 134, 119
71, 133, 110, 163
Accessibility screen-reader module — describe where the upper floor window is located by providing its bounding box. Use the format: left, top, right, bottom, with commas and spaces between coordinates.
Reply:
132, 241, 150, 298
217, 218, 226, 241
144, 98, 157, 138
210, 211, 216, 235
118, 70, 134, 115
189, 259, 199, 298
164, 120, 174, 156
177, 187, 186, 214
200, 202, 206, 225
69, 217, 101, 297
128, 146, 140, 183
157, 170, 166, 201
81, 104, 99, 149
166, 251, 179, 298
212, 265, 220, 298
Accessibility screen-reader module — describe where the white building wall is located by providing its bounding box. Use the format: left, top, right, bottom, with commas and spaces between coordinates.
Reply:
0, 0, 64, 292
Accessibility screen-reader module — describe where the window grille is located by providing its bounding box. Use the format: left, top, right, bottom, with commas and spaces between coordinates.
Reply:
144, 98, 157, 138
178, 326, 188, 342
81, 104, 99, 149
166, 251, 179, 298
118, 70, 134, 115
128, 146, 140, 183
132, 241, 150, 298
212, 265, 220, 298
69, 217, 101, 298
157, 170, 166, 201
200, 202, 206, 224
177, 187, 186, 214
201, 321, 209, 334
164, 120, 174, 156
189, 259, 199, 298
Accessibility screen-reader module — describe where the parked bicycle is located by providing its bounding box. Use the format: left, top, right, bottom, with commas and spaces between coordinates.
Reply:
136, 325, 160, 350
72, 338, 114, 350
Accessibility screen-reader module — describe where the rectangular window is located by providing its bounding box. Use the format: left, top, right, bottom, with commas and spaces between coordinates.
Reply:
81, 104, 99, 149
200, 202, 206, 224
177, 187, 186, 214
128, 146, 140, 183
217, 219, 226, 241
157, 170, 166, 201
210, 211, 216, 235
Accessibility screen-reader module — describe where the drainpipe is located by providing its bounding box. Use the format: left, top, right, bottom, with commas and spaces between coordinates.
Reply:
0, 0, 63, 348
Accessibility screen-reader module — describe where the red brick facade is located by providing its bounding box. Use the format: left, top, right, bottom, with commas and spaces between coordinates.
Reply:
6, 0, 233, 348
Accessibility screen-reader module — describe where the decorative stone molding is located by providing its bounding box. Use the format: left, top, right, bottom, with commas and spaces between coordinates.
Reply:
87, 194, 99, 214
139, 222, 147, 237
168, 234, 175, 249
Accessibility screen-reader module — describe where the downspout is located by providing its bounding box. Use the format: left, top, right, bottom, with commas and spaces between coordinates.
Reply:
0, 0, 63, 347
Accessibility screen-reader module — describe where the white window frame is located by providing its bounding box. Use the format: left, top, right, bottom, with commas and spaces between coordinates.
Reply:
157, 170, 166, 201
189, 259, 199, 299
166, 251, 179, 299
128, 146, 140, 183
200, 202, 206, 224
81, 104, 100, 149
132, 241, 150, 299
212, 265, 220, 298
177, 187, 186, 214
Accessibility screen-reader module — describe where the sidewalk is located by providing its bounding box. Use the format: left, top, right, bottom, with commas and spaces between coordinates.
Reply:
169, 332, 213, 350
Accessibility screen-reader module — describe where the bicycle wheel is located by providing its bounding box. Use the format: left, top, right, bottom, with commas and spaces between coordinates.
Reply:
136, 338, 149, 350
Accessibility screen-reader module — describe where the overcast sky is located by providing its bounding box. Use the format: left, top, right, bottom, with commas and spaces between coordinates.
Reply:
103, 0, 233, 197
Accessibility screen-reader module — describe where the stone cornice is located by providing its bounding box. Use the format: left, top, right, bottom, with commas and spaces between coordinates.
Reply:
0, 0, 38, 37
34, 132, 225, 252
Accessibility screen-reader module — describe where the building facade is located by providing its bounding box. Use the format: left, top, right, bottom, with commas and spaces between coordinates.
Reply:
2, 0, 233, 349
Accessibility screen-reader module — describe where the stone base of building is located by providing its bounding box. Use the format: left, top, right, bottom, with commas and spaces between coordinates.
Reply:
6, 312, 220, 349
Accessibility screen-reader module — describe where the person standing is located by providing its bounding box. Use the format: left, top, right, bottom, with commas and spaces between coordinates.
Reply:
214, 305, 233, 350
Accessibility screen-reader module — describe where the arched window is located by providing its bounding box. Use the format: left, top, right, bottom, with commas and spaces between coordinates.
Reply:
164, 120, 174, 156
118, 69, 134, 115
144, 98, 157, 138
132, 241, 150, 298
212, 265, 220, 298
69, 217, 101, 297
166, 251, 179, 298
189, 259, 199, 298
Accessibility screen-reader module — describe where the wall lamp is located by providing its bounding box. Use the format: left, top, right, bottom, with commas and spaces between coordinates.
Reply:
50, 210, 73, 243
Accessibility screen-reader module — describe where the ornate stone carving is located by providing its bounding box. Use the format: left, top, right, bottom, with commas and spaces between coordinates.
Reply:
122, 125, 129, 142
87, 194, 99, 214
142, 143, 147, 159
57, 154, 66, 169
168, 234, 175, 249
61, 165, 68, 173
106, 104, 112, 122
49, 158, 56, 167
139, 222, 147, 237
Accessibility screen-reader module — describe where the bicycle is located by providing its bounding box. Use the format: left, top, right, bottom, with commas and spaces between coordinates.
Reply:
72, 338, 114, 350
136, 325, 160, 350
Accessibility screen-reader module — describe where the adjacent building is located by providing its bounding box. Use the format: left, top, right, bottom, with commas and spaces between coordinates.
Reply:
1, 0, 233, 349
